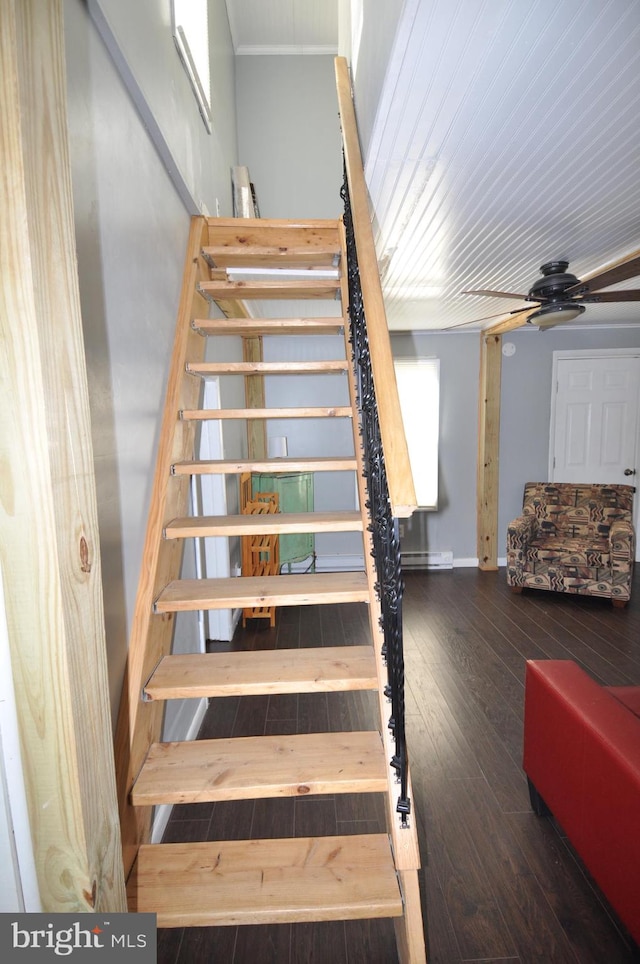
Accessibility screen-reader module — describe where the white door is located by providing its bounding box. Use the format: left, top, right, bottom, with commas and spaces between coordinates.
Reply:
550, 350, 640, 558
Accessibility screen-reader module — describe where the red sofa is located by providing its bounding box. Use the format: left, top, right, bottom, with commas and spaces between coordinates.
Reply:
523, 660, 640, 945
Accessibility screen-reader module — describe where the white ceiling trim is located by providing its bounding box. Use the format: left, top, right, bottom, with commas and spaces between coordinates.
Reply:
235, 44, 338, 56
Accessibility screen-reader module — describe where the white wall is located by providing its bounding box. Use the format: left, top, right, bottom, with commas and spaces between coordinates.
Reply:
235, 55, 342, 218
63, 0, 238, 727
340, 0, 405, 158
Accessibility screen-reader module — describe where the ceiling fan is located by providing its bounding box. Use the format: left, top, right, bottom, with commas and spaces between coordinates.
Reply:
458, 254, 640, 330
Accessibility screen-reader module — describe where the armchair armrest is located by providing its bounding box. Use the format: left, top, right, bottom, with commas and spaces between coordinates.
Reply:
609, 519, 635, 568
506, 514, 537, 588
507, 513, 537, 549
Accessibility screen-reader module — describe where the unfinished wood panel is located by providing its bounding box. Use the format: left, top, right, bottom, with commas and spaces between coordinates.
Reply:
113, 217, 211, 878
131, 730, 387, 805
144, 646, 378, 700
335, 59, 417, 519
0, 0, 126, 911
133, 834, 402, 927
477, 333, 502, 570
155, 572, 371, 613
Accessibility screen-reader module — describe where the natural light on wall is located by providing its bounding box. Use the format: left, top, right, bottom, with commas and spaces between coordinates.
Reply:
394, 357, 440, 509
172, 0, 212, 132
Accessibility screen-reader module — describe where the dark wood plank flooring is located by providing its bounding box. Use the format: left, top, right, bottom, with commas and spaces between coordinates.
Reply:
157, 569, 640, 963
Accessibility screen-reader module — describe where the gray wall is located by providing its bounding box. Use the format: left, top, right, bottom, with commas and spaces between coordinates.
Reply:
63, 0, 238, 728
235, 55, 342, 218
391, 331, 480, 562
390, 325, 640, 566
498, 326, 640, 552
87, 0, 237, 214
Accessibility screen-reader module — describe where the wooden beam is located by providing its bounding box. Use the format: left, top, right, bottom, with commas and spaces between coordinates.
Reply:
485, 307, 537, 335
242, 335, 267, 460
477, 333, 502, 570
0, 0, 126, 911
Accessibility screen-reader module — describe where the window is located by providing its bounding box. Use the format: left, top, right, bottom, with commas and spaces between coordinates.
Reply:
172, 0, 212, 132
393, 357, 440, 509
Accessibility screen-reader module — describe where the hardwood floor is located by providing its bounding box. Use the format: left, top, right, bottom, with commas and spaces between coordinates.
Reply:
157, 569, 640, 963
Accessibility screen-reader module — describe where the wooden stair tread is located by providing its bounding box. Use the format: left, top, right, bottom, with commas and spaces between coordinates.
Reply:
199, 279, 340, 300
131, 730, 386, 805
205, 219, 340, 251
180, 406, 353, 420
164, 510, 364, 539
154, 572, 369, 613
202, 245, 340, 269
186, 360, 347, 375
144, 645, 378, 700
171, 456, 358, 475
192, 317, 344, 336
131, 834, 403, 927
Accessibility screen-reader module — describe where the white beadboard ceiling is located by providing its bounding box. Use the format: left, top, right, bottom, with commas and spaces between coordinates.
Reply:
227, 0, 640, 332
225, 0, 339, 55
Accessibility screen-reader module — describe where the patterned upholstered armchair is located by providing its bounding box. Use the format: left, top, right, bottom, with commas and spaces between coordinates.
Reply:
507, 483, 635, 607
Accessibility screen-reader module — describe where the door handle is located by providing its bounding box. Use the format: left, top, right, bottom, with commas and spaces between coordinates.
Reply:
624, 468, 636, 476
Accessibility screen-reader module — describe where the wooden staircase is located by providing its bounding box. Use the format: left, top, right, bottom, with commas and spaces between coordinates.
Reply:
115, 216, 426, 961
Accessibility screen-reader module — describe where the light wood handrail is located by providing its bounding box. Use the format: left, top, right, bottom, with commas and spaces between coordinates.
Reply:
335, 57, 417, 519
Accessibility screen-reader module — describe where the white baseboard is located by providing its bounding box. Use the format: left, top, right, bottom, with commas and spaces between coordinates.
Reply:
283, 554, 366, 573
314, 554, 365, 572
151, 696, 209, 843
454, 557, 481, 568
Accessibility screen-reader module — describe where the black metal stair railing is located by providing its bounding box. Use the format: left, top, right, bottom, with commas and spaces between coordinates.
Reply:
340, 172, 410, 826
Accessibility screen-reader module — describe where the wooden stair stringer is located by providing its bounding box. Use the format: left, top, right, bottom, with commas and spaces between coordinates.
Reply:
338, 220, 422, 876
337, 219, 425, 958
113, 216, 212, 878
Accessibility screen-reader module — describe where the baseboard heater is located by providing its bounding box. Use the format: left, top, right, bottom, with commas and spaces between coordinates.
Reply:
401, 550, 454, 570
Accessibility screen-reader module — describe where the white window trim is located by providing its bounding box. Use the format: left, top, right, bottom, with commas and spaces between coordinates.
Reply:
171, 0, 212, 134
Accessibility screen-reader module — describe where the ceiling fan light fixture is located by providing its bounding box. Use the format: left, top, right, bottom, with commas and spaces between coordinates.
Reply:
526, 302, 586, 329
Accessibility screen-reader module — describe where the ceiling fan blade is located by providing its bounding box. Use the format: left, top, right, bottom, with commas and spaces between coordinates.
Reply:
565, 254, 640, 295
461, 288, 533, 300
445, 304, 539, 330
576, 290, 640, 302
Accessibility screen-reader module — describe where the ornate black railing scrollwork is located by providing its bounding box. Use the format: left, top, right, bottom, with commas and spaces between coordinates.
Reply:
340, 171, 410, 826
